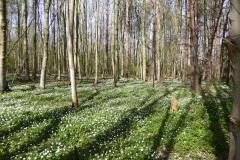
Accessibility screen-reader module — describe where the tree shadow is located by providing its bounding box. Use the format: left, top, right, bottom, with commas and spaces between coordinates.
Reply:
144, 109, 170, 159
201, 88, 229, 159
0, 106, 73, 142
60, 86, 180, 159
77, 91, 100, 111
1, 106, 73, 159
213, 85, 232, 127
145, 95, 193, 160
159, 101, 192, 160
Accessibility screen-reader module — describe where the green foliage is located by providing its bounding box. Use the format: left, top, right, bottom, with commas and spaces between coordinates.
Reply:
0, 80, 231, 159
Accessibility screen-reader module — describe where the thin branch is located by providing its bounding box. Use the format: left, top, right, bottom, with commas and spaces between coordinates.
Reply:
7, 18, 34, 57
231, 1, 240, 16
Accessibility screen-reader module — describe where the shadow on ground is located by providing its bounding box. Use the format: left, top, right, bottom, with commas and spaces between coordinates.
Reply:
60, 86, 181, 159
200, 86, 230, 160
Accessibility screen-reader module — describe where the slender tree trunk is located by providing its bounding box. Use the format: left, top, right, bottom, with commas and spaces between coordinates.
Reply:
23, 0, 30, 80
225, 0, 240, 159
151, 0, 157, 87
95, 0, 99, 85
203, 0, 207, 82
215, 20, 222, 81
75, 0, 81, 79
125, 0, 130, 78
105, 0, 109, 75
57, 0, 61, 80
111, 1, 116, 86
156, 0, 162, 82
142, 0, 147, 81
52, 1, 56, 74
183, 0, 190, 82
17, 0, 21, 75
161, 8, 166, 82
0, 0, 7, 92
113, 0, 119, 86
222, 11, 230, 85
189, 0, 199, 91
120, 21, 125, 77
40, 0, 51, 90
63, 6, 67, 75
67, 0, 78, 108
84, 0, 88, 77
32, 0, 38, 80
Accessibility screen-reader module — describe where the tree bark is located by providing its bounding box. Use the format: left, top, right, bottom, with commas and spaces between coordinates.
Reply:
215, 20, 222, 82
142, 0, 147, 81
225, 0, 240, 159
183, 0, 190, 82
125, 0, 130, 78
0, 0, 8, 92
63, 5, 67, 75
105, 0, 109, 75
40, 0, 51, 90
84, 0, 88, 78
189, 0, 199, 91
151, 0, 157, 87
94, 0, 99, 85
17, 0, 21, 75
57, 0, 61, 80
156, 0, 162, 82
32, 0, 38, 80
75, 0, 81, 79
111, 0, 118, 87
67, 0, 78, 108
114, 0, 119, 86
23, 0, 30, 80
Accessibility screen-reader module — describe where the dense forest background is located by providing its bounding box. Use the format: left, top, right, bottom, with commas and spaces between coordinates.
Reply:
4, 0, 231, 88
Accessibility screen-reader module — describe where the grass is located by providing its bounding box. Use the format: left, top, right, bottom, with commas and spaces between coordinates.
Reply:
0, 79, 232, 159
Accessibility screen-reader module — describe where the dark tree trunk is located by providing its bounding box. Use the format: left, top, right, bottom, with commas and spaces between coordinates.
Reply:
32, 0, 38, 80
0, 0, 8, 92
151, 0, 157, 87
189, 0, 199, 91
105, 0, 109, 75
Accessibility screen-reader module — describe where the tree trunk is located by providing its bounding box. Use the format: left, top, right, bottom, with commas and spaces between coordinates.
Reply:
17, 0, 21, 75
57, 0, 61, 80
63, 6, 67, 75
215, 20, 222, 82
114, 0, 119, 86
75, 0, 81, 79
105, 0, 109, 75
95, 0, 99, 85
225, 0, 240, 159
142, 0, 147, 81
111, 0, 117, 87
183, 0, 190, 82
67, 0, 78, 108
23, 0, 30, 80
84, 0, 88, 77
0, 0, 8, 92
189, 0, 199, 91
52, 1, 56, 74
151, 0, 157, 87
156, 0, 162, 82
125, 0, 130, 78
40, 0, 51, 90
32, 0, 38, 80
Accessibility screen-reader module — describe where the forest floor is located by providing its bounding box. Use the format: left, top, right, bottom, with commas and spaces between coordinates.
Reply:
0, 79, 232, 160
